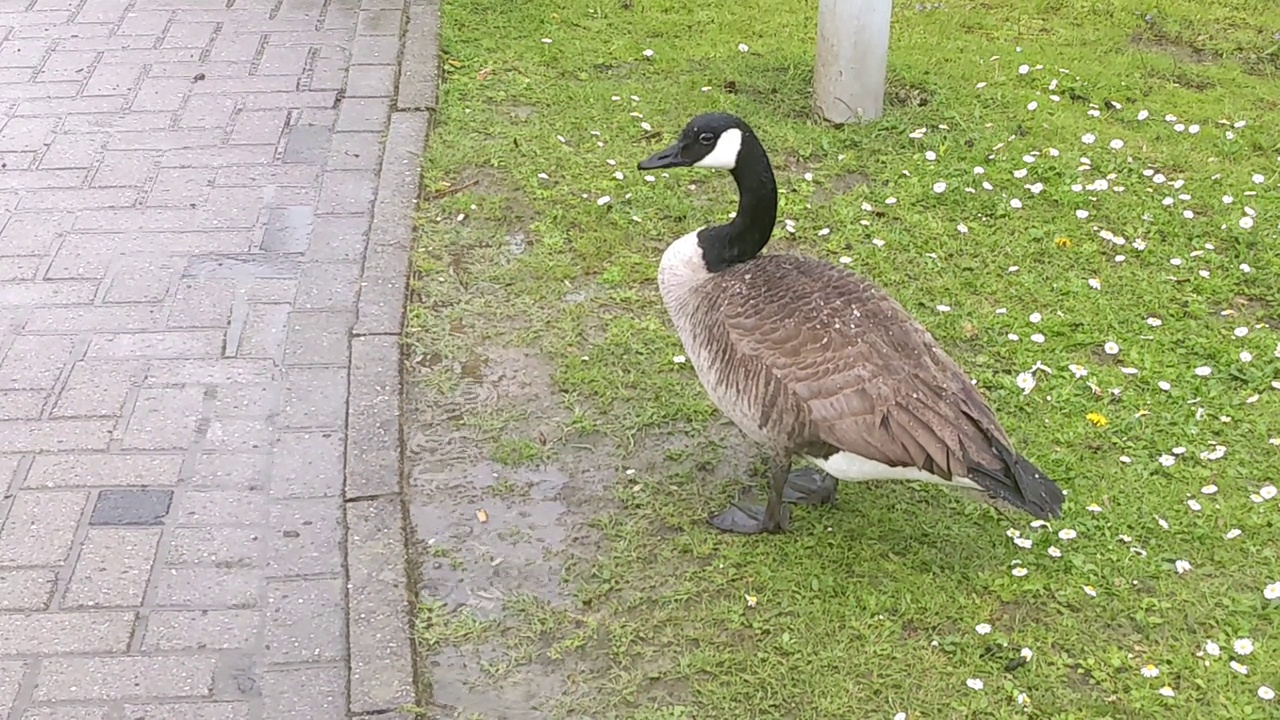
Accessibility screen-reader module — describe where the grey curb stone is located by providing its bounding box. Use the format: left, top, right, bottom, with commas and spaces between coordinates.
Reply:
345, 335, 403, 500
346, 496, 416, 713
398, 0, 440, 111
341, 0, 436, 713
353, 110, 429, 337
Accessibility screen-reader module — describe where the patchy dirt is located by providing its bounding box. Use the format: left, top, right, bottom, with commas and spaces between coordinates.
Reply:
886, 82, 932, 108
1129, 29, 1219, 65
811, 171, 872, 205
404, 345, 617, 718
1129, 23, 1280, 77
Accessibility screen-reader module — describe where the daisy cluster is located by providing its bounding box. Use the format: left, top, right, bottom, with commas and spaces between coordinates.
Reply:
553, 38, 1275, 714
812, 48, 1276, 713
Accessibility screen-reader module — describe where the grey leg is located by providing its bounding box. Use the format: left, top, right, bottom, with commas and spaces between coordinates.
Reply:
782, 467, 838, 505
709, 453, 792, 535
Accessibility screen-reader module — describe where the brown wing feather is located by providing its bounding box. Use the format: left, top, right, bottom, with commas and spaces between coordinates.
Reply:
715, 253, 1011, 479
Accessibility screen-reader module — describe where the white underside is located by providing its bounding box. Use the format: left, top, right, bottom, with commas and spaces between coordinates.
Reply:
805, 451, 984, 490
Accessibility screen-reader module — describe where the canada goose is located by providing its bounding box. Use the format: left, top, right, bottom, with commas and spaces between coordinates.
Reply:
637, 112, 1066, 535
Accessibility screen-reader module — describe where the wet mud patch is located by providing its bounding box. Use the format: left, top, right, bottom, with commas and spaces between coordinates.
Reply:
403, 332, 764, 717
1129, 29, 1219, 66
405, 344, 621, 718
1129, 20, 1280, 77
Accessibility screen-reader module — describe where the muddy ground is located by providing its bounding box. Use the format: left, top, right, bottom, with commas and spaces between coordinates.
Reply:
403, 331, 754, 719
405, 345, 590, 718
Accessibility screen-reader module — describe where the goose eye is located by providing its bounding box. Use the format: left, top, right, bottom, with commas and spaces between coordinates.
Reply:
698, 132, 715, 145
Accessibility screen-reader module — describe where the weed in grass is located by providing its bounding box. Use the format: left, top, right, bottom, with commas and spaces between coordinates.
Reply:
405, 0, 1280, 717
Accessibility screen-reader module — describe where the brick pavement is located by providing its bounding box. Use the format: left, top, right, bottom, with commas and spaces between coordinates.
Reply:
0, 0, 433, 715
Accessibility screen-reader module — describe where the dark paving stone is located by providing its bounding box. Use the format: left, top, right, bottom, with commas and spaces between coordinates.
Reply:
90, 489, 174, 526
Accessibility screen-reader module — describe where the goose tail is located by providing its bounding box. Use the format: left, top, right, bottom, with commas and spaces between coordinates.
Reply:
968, 443, 1065, 520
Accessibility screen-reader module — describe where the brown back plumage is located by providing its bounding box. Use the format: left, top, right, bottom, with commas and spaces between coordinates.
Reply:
696, 252, 1064, 519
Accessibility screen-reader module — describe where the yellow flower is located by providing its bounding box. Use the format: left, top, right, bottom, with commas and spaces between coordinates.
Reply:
1054, 237, 1073, 248
1086, 412, 1109, 427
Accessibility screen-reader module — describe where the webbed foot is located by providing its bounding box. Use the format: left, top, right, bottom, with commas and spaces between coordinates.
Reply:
708, 499, 790, 535
782, 467, 838, 505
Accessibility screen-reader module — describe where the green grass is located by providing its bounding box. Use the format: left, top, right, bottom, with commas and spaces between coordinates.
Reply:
406, 0, 1280, 716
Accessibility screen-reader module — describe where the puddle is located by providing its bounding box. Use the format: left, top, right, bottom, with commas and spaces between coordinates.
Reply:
428, 643, 585, 719
411, 461, 571, 616
405, 345, 613, 719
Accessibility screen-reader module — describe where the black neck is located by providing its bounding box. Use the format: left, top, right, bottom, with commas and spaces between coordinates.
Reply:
697, 132, 777, 273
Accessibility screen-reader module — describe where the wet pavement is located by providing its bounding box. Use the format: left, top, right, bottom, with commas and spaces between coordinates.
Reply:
0, 0, 432, 714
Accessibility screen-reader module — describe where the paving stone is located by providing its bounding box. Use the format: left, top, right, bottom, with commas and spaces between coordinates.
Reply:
168, 280, 237, 328
143, 359, 279, 386
344, 64, 396, 97
23, 305, 166, 333
64, 527, 162, 607
356, 8, 401, 35
0, 390, 47, 420
186, 453, 269, 489
326, 131, 383, 170
264, 579, 347, 664
90, 488, 174, 526
0, 611, 135, 655
143, 610, 261, 651
270, 431, 345, 497
235, 303, 292, 361
266, 498, 343, 577
210, 383, 280, 417
293, 262, 360, 310
0, 491, 89, 566
279, 366, 348, 429
260, 206, 314, 253
204, 418, 274, 452
179, 96, 239, 130
122, 387, 203, 450
0, 419, 115, 452
25, 453, 184, 488
0, 454, 22, 488
166, 526, 263, 568
305, 215, 369, 261
0, 335, 77, 390
282, 124, 331, 164
153, 568, 259, 608
87, 331, 225, 359
335, 98, 390, 132
0, 568, 58, 610
1, 662, 27, 714
283, 310, 353, 365
258, 45, 310, 76
32, 656, 218, 702
21, 705, 115, 720
260, 665, 346, 720
0, 0, 430, 712
172, 490, 265, 526
316, 170, 377, 214
351, 34, 399, 65
52, 359, 139, 417
121, 702, 253, 719
148, 168, 214, 207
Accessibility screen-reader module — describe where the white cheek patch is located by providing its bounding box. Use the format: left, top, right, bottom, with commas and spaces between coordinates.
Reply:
692, 127, 742, 170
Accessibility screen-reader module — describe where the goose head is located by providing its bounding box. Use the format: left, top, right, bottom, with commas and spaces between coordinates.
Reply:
638, 112, 748, 171
638, 112, 779, 272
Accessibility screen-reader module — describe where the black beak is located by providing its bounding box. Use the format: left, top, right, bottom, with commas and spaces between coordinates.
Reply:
638, 142, 688, 170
